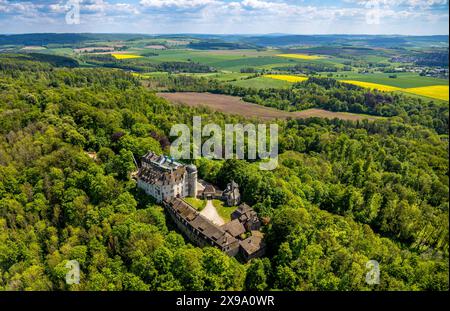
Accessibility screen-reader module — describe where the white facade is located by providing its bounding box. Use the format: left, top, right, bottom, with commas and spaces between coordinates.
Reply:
137, 175, 189, 202
137, 152, 197, 203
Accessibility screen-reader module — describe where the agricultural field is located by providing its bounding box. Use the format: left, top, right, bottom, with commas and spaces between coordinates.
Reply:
108, 48, 299, 72
111, 53, 143, 59
403, 85, 449, 101
229, 76, 293, 89
264, 74, 308, 83
157, 92, 380, 121
276, 53, 325, 60
328, 72, 449, 88
187, 72, 253, 81
2, 34, 447, 101
21, 46, 47, 51
340, 79, 449, 101
340, 80, 402, 92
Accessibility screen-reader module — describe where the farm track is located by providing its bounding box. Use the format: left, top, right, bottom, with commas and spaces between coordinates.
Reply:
157, 92, 379, 121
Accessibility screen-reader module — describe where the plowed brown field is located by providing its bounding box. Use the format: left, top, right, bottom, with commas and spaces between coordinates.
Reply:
157, 92, 378, 121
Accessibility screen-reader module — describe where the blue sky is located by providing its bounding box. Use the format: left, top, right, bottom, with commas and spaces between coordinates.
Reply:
0, 0, 448, 35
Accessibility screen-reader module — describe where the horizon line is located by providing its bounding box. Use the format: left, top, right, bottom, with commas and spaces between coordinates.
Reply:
0, 32, 449, 37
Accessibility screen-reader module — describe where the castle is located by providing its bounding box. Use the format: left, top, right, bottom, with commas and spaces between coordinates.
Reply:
137, 151, 198, 203
136, 151, 265, 260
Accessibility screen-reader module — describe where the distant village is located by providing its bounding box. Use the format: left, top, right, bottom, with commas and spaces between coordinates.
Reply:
136, 151, 266, 261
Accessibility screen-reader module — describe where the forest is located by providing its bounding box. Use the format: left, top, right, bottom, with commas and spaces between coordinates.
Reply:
0, 54, 448, 291
81, 54, 216, 74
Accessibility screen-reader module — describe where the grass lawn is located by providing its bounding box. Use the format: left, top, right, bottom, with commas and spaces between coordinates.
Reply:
183, 197, 207, 211
212, 200, 236, 222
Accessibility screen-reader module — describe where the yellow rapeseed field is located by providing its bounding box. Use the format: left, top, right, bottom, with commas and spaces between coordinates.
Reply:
341, 80, 448, 101
403, 85, 449, 101
264, 74, 308, 83
340, 80, 402, 92
276, 54, 324, 60
111, 53, 143, 60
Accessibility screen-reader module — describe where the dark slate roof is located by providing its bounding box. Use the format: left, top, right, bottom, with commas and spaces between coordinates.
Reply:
237, 203, 252, 214
203, 184, 216, 194
239, 235, 266, 256
167, 198, 238, 248
221, 219, 246, 238
170, 197, 198, 222
232, 203, 256, 220
138, 165, 186, 185
138, 151, 187, 186
190, 216, 236, 247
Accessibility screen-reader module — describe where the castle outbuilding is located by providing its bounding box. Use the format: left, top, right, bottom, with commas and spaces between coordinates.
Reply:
223, 180, 241, 206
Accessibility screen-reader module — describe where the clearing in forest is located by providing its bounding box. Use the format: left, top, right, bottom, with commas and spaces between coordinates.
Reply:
157, 92, 379, 121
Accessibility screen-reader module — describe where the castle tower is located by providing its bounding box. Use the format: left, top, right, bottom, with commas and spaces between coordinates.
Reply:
186, 164, 198, 197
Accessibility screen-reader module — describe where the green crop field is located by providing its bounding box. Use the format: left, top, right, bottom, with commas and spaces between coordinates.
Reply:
210, 56, 301, 71
137, 49, 245, 64
192, 72, 253, 81
229, 76, 292, 89
325, 72, 449, 88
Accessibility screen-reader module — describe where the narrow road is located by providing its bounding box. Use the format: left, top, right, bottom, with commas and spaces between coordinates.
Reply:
200, 200, 225, 226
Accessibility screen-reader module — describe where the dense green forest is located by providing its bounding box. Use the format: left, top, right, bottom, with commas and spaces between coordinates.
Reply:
0, 54, 448, 290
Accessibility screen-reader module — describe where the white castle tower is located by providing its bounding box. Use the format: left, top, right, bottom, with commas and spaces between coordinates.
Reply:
186, 164, 198, 198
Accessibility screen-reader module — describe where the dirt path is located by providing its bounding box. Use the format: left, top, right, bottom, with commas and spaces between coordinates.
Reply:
157, 92, 379, 121
200, 200, 225, 226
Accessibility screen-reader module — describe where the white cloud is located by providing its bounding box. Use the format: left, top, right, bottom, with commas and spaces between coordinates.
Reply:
0, 0, 37, 13
0, 0, 448, 34
49, 0, 140, 15
241, 0, 286, 9
345, 0, 448, 7
139, 0, 217, 9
